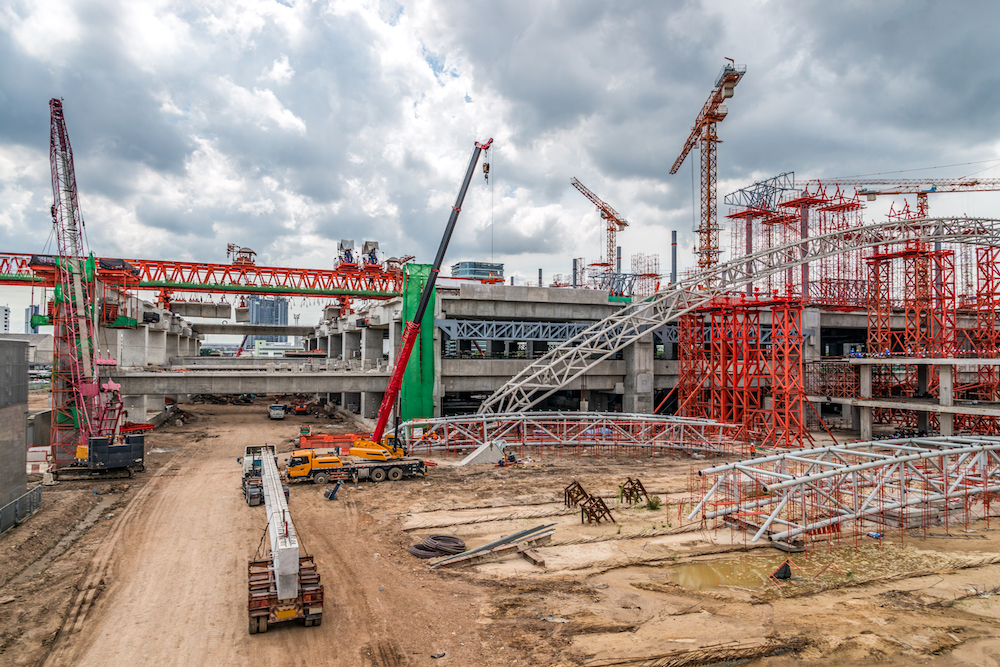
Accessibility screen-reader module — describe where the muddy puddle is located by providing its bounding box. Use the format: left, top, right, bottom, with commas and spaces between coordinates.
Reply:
665, 552, 794, 589
610, 541, 955, 598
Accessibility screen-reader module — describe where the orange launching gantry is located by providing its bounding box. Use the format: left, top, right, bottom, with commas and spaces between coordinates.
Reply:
570, 177, 629, 268
670, 59, 746, 271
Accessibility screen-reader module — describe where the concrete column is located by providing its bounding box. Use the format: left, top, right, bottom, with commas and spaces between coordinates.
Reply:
343, 392, 361, 414
147, 330, 167, 366
343, 331, 361, 361
916, 364, 929, 432
123, 395, 148, 423
387, 317, 400, 369
939, 364, 954, 436
859, 363, 873, 441
623, 333, 654, 414
120, 327, 149, 368
803, 308, 821, 362
361, 327, 383, 369
860, 406, 873, 441
362, 392, 384, 419
330, 334, 343, 360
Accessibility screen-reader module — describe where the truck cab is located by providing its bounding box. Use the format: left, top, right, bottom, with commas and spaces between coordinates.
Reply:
268, 404, 286, 420
286, 450, 344, 485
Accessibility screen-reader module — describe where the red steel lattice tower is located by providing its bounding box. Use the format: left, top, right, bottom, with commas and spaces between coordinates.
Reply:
671, 60, 746, 271
570, 177, 629, 268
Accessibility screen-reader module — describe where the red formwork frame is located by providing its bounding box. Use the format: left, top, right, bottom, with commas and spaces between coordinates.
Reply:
677, 312, 711, 419
764, 300, 811, 448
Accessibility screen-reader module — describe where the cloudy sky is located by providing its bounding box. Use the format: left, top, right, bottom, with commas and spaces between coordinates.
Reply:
2, 0, 1000, 332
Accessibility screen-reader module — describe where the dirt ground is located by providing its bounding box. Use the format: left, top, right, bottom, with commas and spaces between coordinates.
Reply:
2, 400, 1000, 666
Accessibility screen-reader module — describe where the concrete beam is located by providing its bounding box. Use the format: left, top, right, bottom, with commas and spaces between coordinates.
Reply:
169, 302, 232, 319
192, 323, 314, 336
107, 370, 390, 395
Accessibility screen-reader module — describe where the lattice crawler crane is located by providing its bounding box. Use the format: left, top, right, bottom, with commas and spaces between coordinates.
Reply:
47, 99, 143, 479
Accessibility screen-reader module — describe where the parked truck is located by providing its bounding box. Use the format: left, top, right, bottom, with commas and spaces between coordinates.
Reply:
285, 448, 426, 484
239, 445, 289, 506
268, 404, 286, 420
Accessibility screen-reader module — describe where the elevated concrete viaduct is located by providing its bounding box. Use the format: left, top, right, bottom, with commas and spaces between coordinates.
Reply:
108, 370, 390, 395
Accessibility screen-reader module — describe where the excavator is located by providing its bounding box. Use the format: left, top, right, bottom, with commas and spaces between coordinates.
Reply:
347, 138, 493, 463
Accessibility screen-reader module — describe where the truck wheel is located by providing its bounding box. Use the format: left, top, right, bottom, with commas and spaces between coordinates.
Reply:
249, 616, 258, 634
388, 467, 403, 481
314, 616, 322, 626
258, 616, 268, 633
370, 468, 387, 483
314, 473, 329, 485
304, 618, 313, 627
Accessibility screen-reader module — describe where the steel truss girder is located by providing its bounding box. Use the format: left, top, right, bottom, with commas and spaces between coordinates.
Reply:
479, 217, 1000, 414
689, 435, 1000, 543
398, 411, 738, 456
436, 319, 680, 344
261, 452, 299, 601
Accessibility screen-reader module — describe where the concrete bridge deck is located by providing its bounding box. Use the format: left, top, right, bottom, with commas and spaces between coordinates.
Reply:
108, 370, 391, 395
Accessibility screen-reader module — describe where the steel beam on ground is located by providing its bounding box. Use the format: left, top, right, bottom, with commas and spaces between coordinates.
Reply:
261, 452, 298, 601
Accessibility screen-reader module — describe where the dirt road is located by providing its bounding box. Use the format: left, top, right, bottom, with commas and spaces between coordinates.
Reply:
42, 405, 491, 667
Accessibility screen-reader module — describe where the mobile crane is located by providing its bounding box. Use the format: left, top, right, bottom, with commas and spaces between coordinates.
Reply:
347, 138, 493, 462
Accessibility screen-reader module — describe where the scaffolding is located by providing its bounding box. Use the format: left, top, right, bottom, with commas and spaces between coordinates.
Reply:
689, 436, 1000, 548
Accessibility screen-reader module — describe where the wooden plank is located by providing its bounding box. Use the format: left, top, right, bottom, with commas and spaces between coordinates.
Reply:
520, 549, 545, 567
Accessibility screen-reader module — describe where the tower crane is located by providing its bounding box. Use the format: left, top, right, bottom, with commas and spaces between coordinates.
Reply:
802, 177, 1000, 217
570, 177, 629, 268
670, 59, 747, 271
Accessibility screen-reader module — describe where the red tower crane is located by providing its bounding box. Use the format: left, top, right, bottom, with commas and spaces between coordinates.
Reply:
670, 59, 746, 271
570, 177, 629, 268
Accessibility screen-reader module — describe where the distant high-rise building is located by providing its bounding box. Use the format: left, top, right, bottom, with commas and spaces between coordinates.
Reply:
451, 261, 504, 280
24, 305, 39, 334
246, 296, 288, 346
0, 306, 9, 333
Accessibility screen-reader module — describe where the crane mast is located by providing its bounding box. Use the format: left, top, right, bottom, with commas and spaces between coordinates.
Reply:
570, 177, 629, 268
670, 60, 746, 272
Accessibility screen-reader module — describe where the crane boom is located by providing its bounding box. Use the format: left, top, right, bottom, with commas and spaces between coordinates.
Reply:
670, 61, 746, 271
368, 138, 493, 446
570, 177, 629, 266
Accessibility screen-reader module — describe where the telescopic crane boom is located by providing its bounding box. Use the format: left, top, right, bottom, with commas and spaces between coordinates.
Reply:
362, 138, 493, 452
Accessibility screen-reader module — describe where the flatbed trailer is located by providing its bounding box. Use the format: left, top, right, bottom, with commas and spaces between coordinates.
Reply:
247, 554, 324, 633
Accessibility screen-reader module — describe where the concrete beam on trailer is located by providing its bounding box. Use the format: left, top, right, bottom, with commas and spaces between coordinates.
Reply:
261, 452, 298, 601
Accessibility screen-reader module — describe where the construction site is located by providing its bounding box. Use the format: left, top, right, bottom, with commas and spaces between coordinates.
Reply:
5, 61, 1000, 667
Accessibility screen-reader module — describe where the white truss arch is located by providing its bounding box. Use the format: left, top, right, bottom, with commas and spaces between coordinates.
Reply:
478, 217, 1000, 414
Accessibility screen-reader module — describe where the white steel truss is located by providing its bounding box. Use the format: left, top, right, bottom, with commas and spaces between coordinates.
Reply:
479, 217, 1000, 414
398, 411, 739, 457
689, 436, 1000, 543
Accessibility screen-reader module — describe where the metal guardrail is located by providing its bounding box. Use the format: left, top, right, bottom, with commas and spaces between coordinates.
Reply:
0, 485, 42, 536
